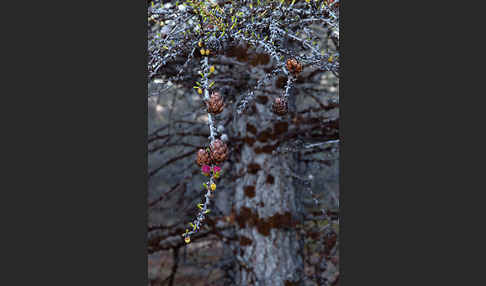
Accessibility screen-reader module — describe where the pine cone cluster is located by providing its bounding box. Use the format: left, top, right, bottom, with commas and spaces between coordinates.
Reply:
196, 139, 229, 166
206, 92, 224, 114
272, 97, 288, 115
286, 58, 302, 76
210, 139, 228, 164
196, 148, 212, 166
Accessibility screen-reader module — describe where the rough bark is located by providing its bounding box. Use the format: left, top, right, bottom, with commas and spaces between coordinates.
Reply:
232, 99, 303, 286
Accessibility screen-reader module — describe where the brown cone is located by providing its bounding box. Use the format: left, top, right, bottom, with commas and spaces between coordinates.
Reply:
196, 148, 212, 166
286, 58, 302, 76
272, 97, 288, 115
206, 92, 224, 114
210, 139, 228, 163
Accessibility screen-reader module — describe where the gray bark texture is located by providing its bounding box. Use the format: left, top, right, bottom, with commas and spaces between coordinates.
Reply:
232, 101, 303, 286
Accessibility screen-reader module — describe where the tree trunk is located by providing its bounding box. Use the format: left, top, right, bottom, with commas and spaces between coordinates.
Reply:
232, 100, 303, 286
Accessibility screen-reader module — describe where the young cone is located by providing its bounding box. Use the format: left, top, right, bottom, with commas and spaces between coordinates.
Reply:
206, 92, 224, 114
210, 139, 228, 164
272, 97, 288, 115
286, 58, 303, 76
196, 149, 212, 166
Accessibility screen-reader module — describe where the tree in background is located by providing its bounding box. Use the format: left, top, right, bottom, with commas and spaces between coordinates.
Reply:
148, 0, 339, 285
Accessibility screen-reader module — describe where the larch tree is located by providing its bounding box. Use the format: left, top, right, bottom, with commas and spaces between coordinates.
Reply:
148, 0, 339, 285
